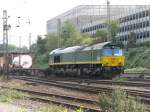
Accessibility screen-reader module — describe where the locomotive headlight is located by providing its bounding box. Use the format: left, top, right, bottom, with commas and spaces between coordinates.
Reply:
119, 62, 122, 66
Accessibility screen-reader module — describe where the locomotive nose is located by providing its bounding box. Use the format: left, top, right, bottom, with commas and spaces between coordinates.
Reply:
101, 56, 125, 67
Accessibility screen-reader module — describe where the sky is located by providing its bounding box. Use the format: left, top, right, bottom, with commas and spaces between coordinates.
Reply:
0, 0, 150, 48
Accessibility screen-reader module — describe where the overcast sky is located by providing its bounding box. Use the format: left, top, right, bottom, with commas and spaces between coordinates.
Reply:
0, 0, 150, 47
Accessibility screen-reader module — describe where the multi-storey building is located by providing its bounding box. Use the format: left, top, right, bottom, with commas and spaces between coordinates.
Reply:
47, 5, 150, 44
47, 5, 128, 33
47, 5, 104, 33
81, 5, 150, 44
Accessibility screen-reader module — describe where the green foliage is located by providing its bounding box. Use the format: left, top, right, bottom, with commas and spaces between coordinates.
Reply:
95, 20, 119, 43
46, 33, 59, 51
37, 105, 67, 112
17, 108, 28, 112
112, 76, 128, 82
75, 108, 84, 112
33, 53, 49, 68
33, 20, 94, 68
109, 20, 119, 40
95, 29, 107, 42
37, 36, 47, 54
126, 32, 136, 49
61, 20, 82, 47
8, 44, 17, 51
80, 33, 93, 44
37, 106, 84, 112
125, 45, 150, 68
125, 67, 150, 73
0, 74, 9, 82
0, 89, 28, 103
99, 89, 146, 112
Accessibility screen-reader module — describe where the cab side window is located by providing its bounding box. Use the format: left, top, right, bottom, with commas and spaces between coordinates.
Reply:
54, 56, 60, 63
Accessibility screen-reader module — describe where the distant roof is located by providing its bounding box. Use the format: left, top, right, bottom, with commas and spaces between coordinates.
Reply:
49, 41, 110, 55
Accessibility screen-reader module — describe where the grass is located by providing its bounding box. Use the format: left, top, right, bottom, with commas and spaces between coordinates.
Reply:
37, 105, 68, 112
98, 88, 147, 112
37, 106, 84, 112
17, 108, 28, 112
0, 74, 9, 82
125, 67, 150, 73
112, 76, 128, 82
0, 89, 28, 103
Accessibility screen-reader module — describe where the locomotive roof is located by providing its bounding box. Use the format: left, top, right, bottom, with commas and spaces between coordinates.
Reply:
49, 41, 110, 55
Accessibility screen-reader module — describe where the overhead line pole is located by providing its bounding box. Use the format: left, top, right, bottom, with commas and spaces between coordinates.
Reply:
107, 0, 111, 41
3, 10, 10, 73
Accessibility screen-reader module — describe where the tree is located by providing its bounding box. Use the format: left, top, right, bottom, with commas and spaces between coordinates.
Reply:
61, 20, 82, 47
95, 29, 108, 42
46, 33, 60, 51
30, 43, 37, 53
36, 36, 47, 54
126, 32, 136, 49
95, 20, 119, 43
80, 33, 93, 44
109, 20, 119, 42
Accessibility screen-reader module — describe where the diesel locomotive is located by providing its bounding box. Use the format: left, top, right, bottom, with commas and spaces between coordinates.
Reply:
48, 42, 125, 78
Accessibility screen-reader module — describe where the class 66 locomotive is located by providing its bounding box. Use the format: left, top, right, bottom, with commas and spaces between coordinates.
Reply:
49, 42, 125, 78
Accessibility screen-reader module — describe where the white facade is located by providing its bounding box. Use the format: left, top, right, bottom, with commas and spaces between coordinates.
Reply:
47, 5, 150, 43
81, 5, 150, 44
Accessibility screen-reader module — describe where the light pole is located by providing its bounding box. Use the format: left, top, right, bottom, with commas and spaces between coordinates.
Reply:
26, 18, 31, 53
16, 16, 21, 67
107, 0, 111, 41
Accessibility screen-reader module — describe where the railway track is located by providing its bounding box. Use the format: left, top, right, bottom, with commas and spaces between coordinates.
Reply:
9, 75, 150, 104
9, 74, 150, 88
3, 68, 150, 111
1, 86, 99, 112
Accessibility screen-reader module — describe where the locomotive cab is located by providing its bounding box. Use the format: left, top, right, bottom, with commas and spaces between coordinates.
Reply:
101, 43, 125, 74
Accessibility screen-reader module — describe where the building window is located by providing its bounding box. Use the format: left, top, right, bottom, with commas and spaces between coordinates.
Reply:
124, 27, 126, 32
143, 22, 146, 28
131, 25, 133, 30
140, 22, 142, 28
133, 14, 136, 20
130, 15, 133, 20
136, 23, 139, 29
98, 24, 101, 29
119, 28, 122, 33
127, 16, 129, 21
125, 35, 128, 41
94, 25, 96, 30
136, 13, 139, 19
140, 32, 143, 39
127, 25, 129, 31
146, 31, 149, 38
82, 29, 85, 33
136, 33, 139, 39
146, 10, 149, 16
122, 17, 125, 23
146, 21, 149, 27
119, 18, 122, 23
139, 12, 142, 18
133, 24, 136, 29
142, 11, 146, 17
143, 32, 146, 38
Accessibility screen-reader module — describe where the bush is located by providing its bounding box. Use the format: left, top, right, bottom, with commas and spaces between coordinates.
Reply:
125, 67, 150, 73
33, 53, 49, 68
0, 89, 28, 103
125, 45, 150, 68
99, 89, 147, 112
